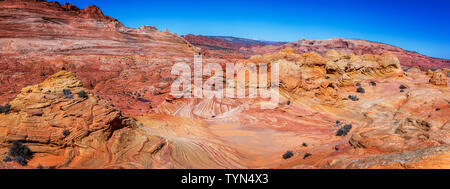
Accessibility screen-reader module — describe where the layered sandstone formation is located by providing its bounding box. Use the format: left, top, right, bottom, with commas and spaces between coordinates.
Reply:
1, 44, 449, 170
247, 48, 403, 95
0, 0, 197, 115
184, 35, 450, 71
0, 0, 449, 169
0, 71, 253, 169
0, 71, 137, 168
429, 71, 448, 86
154, 48, 449, 169
279, 38, 450, 71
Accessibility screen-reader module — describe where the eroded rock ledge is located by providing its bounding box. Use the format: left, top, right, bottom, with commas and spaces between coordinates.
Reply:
0, 71, 168, 169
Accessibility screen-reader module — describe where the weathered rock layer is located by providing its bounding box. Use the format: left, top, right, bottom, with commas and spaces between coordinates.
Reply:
0, 0, 449, 169
0, 0, 197, 115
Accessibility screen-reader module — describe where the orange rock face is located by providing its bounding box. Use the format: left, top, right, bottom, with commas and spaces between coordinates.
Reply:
0, 0, 449, 169
153, 48, 449, 169
281, 38, 450, 71
185, 35, 450, 71
429, 71, 448, 86
0, 0, 197, 116
1, 71, 138, 168
1, 71, 126, 146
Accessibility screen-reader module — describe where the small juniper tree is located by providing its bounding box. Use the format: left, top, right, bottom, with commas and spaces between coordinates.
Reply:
334, 120, 342, 127
77, 90, 88, 99
63, 89, 74, 99
336, 124, 353, 136
356, 87, 365, 94
282, 151, 294, 159
6, 141, 33, 166
348, 95, 359, 101
62, 130, 71, 137
303, 153, 312, 159
0, 104, 11, 114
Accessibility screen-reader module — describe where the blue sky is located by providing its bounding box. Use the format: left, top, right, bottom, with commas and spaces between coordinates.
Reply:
56, 0, 450, 59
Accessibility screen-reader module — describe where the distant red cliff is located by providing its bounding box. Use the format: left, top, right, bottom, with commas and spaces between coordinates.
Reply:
0, 0, 197, 115
184, 35, 449, 71
283, 38, 450, 71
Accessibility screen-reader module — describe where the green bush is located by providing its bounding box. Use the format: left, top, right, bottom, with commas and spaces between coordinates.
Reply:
62, 130, 71, 137
348, 95, 359, 101
336, 124, 353, 136
77, 90, 88, 99
0, 104, 11, 114
63, 89, 74, 99
356, 87, 365, 94
282, 151, 294, 159
4, 141, 33, 166
303, 153, 312, 159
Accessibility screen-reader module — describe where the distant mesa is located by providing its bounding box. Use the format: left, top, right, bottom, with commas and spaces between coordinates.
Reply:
183, 35, 449, 71
0, 0, 449, 169
139, 25, 158, 31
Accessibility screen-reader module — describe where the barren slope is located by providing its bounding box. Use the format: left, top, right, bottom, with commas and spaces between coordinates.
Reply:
0, 0, 198, 115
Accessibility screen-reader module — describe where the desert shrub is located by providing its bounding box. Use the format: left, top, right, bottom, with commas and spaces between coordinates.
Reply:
282, 151, 294, 159
436, 108, 441, 111
62, 130, 70, 137
3, 156, 12, 162
36, 164, 57, 169
336, 124, 353, 136
334, 120, 342, 127
369, 81, 377, 86
356, 83, 361, 87
286, 100, 291, 105
400, 89, 404, 93
9, 141, 32, 159
0, 104, 11, 114
63, 89, 74, 99
137, 98, 150, 103
13, 156, 27, 166
356, 87, 365, 94
348, 95, 359, 101
325, 76, 330, 79
7, 141, 33, 166
302, 143, 308, 147
303, 153, 312, 159
399, 85, 407, 90
77, 90, 88, 99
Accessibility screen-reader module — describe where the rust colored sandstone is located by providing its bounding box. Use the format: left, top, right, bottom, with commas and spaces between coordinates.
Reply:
0, 0, 449, 169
